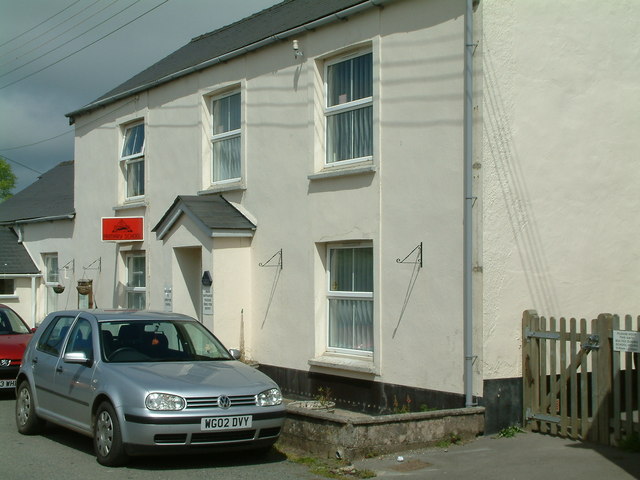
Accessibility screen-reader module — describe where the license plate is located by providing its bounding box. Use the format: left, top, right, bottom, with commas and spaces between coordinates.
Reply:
0, 379, 16, 389
200, 415, 252, 431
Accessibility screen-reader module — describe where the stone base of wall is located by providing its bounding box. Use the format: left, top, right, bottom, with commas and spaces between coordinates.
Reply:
279, 403, 485, 460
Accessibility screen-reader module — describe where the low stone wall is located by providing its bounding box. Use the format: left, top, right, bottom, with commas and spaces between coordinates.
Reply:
279, 403, 485, 460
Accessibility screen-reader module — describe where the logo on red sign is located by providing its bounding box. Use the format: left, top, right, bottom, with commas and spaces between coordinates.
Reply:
102, 217, 144, 241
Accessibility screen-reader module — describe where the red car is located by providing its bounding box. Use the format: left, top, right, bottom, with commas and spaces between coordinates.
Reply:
0, 305, 34, 391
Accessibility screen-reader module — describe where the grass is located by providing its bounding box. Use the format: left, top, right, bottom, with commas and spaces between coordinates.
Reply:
435, 433, 462, 448
497, 425, 525, 438
285, 452, 376, 479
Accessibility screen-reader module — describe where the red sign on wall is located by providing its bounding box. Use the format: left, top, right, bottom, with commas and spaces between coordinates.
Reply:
101, 217, 144, 241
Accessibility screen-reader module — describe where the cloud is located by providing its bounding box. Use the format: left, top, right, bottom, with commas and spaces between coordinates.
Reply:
0, 0, 279, 192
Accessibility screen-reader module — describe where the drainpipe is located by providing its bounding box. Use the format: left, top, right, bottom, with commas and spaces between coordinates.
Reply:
463, 0, 475, 407
31, 276, 37, 326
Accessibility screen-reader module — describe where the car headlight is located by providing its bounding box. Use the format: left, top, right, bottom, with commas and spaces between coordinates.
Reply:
256, 388, 282, 407
145, 393, 186, 411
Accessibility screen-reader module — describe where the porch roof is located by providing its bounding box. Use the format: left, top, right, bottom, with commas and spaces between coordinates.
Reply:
152, 195, 256, 240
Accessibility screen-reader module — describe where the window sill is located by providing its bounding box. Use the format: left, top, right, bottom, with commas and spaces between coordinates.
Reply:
198, 183, 246, 195
113, 200, 147, 212
308, 164, 376, 181
308, 353, 377, 376
0, 295, 18, 300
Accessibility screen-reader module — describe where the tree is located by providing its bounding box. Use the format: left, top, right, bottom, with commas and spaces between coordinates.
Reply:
0, 157, 16, 201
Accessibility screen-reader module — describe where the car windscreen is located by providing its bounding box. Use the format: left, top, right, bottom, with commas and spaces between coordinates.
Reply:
0, 308, 31, 335
100, 320, 233, 363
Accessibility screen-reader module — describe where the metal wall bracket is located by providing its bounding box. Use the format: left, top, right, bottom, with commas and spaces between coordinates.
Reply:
59, 259, 75, 273
396, 242, 422, 268
259, 249, 282, 269
83, 257, 101, 272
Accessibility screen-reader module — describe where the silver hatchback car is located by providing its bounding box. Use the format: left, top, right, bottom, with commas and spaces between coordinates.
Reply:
15, 310, 285, 466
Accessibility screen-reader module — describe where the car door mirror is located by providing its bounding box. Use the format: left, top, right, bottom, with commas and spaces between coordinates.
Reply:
228, 348, 241, 360
64, 351, 92, 366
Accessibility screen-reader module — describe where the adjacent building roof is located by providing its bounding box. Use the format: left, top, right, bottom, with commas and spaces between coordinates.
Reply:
66, 0, 390, 120
153, 195, 256, 240
0, 161, 75, 225
0, 228, 39, 275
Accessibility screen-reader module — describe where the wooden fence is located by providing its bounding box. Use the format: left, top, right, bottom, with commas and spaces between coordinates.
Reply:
522, 310, 639, 446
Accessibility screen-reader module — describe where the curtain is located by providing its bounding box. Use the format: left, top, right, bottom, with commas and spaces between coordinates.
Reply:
127, 159, 144, 197
329, 299, 373, 352
327, 106, 372, 163
328, 247, 373, 352
127, 292, 146, 310
326, 53, 373, 163
212, 93, 241, 134
122, 124, 144, 157
213, 136, 241, 181
212, 92, 241, 181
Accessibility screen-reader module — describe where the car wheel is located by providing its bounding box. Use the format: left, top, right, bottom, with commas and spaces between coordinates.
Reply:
94, 401, 128, 467
15, 380, 45, 435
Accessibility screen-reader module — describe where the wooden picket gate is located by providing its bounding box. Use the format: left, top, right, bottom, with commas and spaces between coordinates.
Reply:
522, 310, 639, 445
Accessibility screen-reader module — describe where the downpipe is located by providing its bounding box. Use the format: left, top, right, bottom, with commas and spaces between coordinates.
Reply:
463, 0, 475, 407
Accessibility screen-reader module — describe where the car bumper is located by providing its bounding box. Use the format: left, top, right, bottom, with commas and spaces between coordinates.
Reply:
121, 408, 286, 455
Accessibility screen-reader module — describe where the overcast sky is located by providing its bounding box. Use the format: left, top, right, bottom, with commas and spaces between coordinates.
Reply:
0, 0, 279, 192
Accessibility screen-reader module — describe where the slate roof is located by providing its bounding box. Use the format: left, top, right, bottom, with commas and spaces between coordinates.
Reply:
152, 195, 256, 239
0, 161, 74, 225
66, 0, 380, 119
0, 228, 39, 275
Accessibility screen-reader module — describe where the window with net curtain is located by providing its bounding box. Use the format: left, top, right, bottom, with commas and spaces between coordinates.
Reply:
126, 254, 146, 309
44, 254, 59, 313
121, 123, 145, 199
328, 246, 373, 353
325, 52, 373, 165
211, 92, 241, 183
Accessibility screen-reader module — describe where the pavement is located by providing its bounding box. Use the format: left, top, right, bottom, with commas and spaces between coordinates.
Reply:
350, 431, 640, 479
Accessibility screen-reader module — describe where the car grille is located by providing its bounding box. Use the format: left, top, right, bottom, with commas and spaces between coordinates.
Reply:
191, 430, 256, 443
154, 429, 278, 446
154, 434, 188, 444
258, 427, 281, 438
185, 394, 256, 409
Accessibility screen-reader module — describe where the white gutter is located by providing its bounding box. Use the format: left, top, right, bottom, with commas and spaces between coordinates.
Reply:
1, 213, 75, 226
67, 0, 393, 122
0, 274, 41, 278
31, 276, 37, 326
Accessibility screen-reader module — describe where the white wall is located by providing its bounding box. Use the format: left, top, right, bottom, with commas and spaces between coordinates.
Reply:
482, 0, 640, 378
69, 0, 470, 396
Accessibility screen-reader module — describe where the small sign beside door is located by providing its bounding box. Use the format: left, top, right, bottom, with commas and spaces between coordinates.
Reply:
164, 287, 172, 312
202, 287, 213, 315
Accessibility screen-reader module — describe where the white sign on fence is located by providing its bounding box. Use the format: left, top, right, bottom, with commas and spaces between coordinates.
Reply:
613, 330, 640, 353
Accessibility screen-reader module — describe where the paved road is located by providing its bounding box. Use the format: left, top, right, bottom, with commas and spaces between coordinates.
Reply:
0, 391, 312, 480
2, 391, 638, 479
353, 431, 640, 479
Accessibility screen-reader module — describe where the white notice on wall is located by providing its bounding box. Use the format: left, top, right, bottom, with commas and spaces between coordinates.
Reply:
164, 287, 172, 312
613, 330, 640, 353
202, 287, 213, 315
